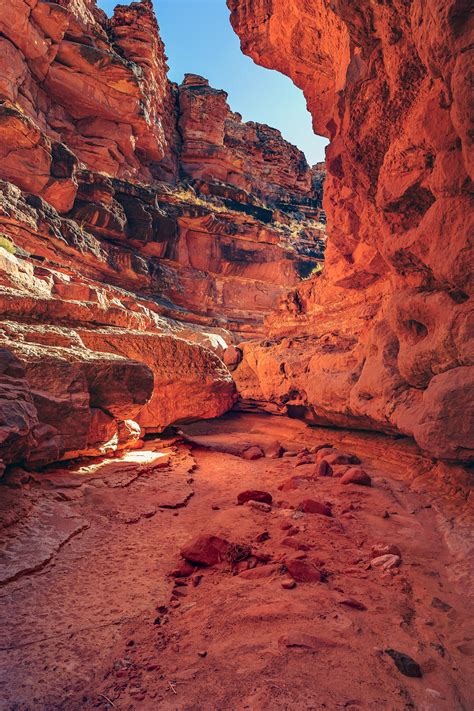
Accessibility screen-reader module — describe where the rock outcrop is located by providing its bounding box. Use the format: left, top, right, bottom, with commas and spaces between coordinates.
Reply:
0, 0, 325, 471
228, 0, 473, 461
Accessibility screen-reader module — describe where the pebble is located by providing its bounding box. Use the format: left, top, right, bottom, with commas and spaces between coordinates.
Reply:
338, 598, 367, 611
197, 651, 207, 657
245, 500, 272, 513
281, 579, 296, 589
370, 554, 401, 570
384, 649, 423, 677
192, 574, 203, 587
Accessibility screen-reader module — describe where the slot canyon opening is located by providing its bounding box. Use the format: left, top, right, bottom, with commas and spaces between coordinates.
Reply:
0, 1, 472, 709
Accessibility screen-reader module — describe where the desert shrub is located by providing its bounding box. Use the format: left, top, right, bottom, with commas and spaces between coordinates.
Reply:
0, 234, 16, 254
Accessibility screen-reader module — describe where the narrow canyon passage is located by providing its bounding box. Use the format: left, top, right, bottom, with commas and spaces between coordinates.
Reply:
1, 414, 472, 710
0, 0, 472, 707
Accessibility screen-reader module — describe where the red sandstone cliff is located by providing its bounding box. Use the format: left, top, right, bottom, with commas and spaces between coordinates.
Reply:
0, 0, 325, 471
228, 0, 473, 461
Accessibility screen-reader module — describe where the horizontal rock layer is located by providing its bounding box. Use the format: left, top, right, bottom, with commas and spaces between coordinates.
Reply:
228, 0, 473, 461
0, 0, 328, 470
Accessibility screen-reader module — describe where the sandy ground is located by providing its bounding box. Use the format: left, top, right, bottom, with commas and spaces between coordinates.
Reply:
0, 413, 472, 710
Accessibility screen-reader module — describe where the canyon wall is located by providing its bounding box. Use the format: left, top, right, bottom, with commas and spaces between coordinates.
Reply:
228, 0, 473, 461
0, 0, 325, 472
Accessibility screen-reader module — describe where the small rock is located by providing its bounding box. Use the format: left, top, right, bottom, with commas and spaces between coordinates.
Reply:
282, 451, 297, 457
340, 468, 372, 486
197, 650, 208, 657
223, 345, 242, 369
315, 447, 335, 461
315, 460, 333, 477
239, 564, 280, 580
371, 543, 401, 558
338, 598, 367, 611
286, 526, 300, 536
321, 450, 361, 466
382, 510, 390, 519
431, 597, 452, 612
245, 500, 272, 512
278, 475, 313, 491
298, 499, 332, 516
181, 534, 231, 566
281, 537, 310, 551
312, 443, 334, 453
332, 465, 351, 478
370, 554, 401, 570
237, 490, 272, 506
285, 558, 324, 583
294, 455, 314, 467
169, 561, 196, 578
255, 530, 270, 542
385, 649, 423, 677
211, 504, 220, 510
192, 574, 203, 587
243, 446, 265, 460
425, 689, 443, 699
281, 522, 293, 531
281, 579, 296, 589
263, 440, 284, 458
279, 633, 339, 651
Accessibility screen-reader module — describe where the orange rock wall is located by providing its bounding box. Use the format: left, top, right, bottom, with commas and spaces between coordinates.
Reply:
228, 0, 473, 461
0, 0, 325, 470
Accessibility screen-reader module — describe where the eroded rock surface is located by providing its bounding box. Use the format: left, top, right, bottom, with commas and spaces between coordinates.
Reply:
228, 0, 473, 461
0, 414, 472, 709
0, 0, 327, 470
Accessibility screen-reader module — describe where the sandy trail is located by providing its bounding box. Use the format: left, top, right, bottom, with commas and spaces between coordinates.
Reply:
0, 414, 472, 710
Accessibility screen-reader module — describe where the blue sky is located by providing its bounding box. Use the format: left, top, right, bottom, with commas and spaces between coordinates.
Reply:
97, 0, 328, 165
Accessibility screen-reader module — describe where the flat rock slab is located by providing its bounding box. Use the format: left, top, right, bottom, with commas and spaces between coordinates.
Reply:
37, 449, 173, 490
0, 499, 89, 586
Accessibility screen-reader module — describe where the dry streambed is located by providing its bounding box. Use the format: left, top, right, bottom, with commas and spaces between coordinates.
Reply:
0, 414, 472, 710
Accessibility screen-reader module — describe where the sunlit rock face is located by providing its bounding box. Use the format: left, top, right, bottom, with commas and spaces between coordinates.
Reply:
228, 0, 473, 461
0, 0, 326, 470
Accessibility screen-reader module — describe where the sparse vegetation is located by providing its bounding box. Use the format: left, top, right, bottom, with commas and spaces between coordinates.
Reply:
302, 262, 324, 280
0, 234, 16, 255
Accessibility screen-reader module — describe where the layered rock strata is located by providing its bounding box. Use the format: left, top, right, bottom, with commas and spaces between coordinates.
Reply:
228, 0, 473, 461
0, 0, 325, 471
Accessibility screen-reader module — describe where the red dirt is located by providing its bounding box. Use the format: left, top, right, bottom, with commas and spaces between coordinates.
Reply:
0, 414, 472, 709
